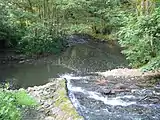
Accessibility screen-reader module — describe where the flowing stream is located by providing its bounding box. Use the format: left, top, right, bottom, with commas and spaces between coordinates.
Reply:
61, 74, 160, 120
0, 40, 160, 119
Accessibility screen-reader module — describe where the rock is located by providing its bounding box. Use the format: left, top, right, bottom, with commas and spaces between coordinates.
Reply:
26, 59, 30, 62
50, 107, 61, 114
129, 84, 139, 89
95, 79, 108, 86
114, 83, 128, 89
19, 60, 25, 64
111, 83, 131, 93
26, 78, 84, 120
111, 88, 131, 93
101, 90, 115, 96
96, 68, 160, 78
45, 116, 55, 120
100, 83, 133, 96
66, 34, 91, 46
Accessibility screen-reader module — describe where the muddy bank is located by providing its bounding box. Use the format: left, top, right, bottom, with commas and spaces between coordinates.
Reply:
26, 78, 83, 120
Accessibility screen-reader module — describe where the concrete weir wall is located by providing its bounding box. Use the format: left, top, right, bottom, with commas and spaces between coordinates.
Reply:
27, 78, 83, 120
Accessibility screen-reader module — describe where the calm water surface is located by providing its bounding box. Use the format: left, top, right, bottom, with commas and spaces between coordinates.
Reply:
0, 41, 127, 88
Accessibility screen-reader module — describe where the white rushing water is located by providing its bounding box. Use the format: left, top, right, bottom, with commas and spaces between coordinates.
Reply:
60, 74, 87, 112
60, 74, 160, 120
60, 74, 89, 80
60, 74, 136, 106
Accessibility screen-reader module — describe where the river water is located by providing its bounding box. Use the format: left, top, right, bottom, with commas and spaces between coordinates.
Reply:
61, 74, 160, 120
0, 41, 127, 88
0, 41, 160, 120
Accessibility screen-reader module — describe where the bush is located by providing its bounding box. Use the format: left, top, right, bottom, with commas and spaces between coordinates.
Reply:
17, 23, 67, 55
0, 1, 67, 54
118, 7, 160, 70
0, 89, 37, 120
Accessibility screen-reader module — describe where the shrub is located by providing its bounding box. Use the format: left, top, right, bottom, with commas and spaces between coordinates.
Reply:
17, 23, 67, 55
118, 7, 160, 70
0, 88, 37, 120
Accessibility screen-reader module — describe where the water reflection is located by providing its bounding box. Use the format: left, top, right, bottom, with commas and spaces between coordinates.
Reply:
0, 41, 127, 88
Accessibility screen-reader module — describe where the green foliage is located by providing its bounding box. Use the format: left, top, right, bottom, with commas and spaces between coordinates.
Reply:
0, 0, 160, 70
0, 0, 25, 47
0, 1, 12, 46
0, 0, 130, 52
17, 23, 66, 55
0, 0, 67, 54
82, 0, 126, 35
141, 56, 160, 71
15, 89, 37, 106
118, 7, 160, 70
0, 88, 37, 120
0, 91, 21, 120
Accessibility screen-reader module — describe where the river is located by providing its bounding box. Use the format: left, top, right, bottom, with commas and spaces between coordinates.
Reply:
0, 41, 127, 88
0, 40, 160, 120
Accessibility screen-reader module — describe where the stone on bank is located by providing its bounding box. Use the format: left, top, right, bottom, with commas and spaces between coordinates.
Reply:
27, 78, 83, 120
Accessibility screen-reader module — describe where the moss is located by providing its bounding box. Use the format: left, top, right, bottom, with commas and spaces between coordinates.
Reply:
54, 80, 83, 120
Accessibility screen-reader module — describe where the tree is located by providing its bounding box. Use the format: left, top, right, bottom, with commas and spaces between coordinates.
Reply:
135, 0, 156, 15
118, 2, 160, 70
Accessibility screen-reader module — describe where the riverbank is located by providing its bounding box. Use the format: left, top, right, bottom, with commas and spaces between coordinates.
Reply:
64, 69, 160, 120
95, 68, 160, 94
97, 68, 160, 78
26, 78, 83, 120
0, 34, 118, 65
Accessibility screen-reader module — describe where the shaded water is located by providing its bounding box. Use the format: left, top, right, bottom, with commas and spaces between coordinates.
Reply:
0, 41, 127, 88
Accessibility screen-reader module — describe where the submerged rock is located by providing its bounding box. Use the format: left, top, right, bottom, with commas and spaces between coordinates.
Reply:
95, 79, 108, 86
66, 34, 92, 46
99, 83, 131, 96
26, 78, 83, 120
114, 83, 128, 89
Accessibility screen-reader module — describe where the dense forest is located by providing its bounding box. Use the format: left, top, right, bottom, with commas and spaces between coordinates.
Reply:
0, 0, 160, 70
